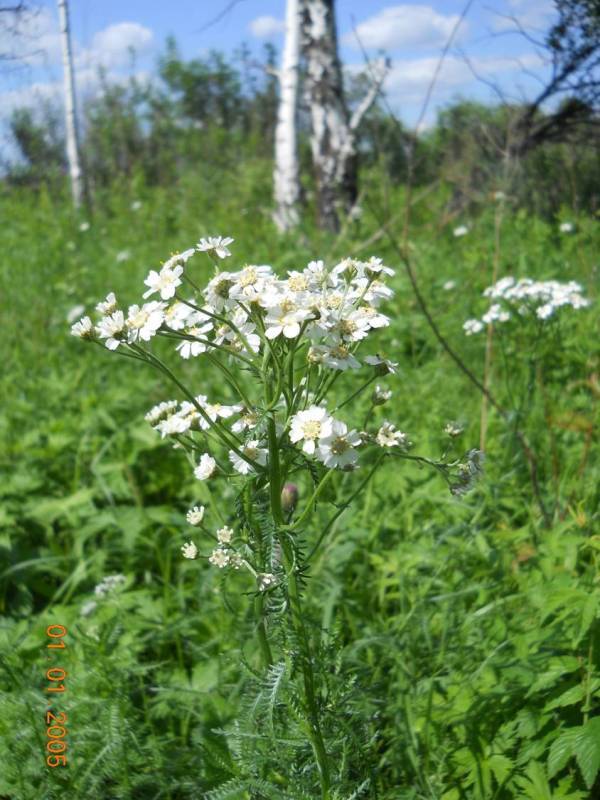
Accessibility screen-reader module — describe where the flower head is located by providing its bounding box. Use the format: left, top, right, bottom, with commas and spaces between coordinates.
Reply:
229, 441, 268, 475
209, 547, 230, 568
376, 421, 408, 448
197, 236, 234, 259
186, 506, 205, 526
181, 541, 198, 559
97, 310, 126, 350
194, 453, 217, 480
317, 420, 361, 469
71, 316, 95, 339
216, 526, 234, 544
289, 406, 333, 455
143, 265, 184, 301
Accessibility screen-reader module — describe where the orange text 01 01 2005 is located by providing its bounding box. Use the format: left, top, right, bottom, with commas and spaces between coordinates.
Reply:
45, 624, 68, 768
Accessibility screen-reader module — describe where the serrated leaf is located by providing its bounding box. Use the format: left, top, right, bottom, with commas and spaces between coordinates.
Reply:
574, 718, 600, 789
488, 754, 514, 785
548, 728, 580, 778
545, 683, 587, 711
527, 657, 581, 695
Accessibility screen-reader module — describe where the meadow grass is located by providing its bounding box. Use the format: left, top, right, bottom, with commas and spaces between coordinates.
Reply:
0, 167, 598, 799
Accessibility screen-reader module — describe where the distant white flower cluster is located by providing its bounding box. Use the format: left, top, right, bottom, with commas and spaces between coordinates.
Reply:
464, 276, 590, 334
94, 574, 126, 597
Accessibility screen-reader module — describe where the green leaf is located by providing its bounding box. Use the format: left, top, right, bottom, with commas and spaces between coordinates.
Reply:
527, 657, 581, 695
488, 754, 514, 786
548, 728, 580, 778
574, 718, 600, 789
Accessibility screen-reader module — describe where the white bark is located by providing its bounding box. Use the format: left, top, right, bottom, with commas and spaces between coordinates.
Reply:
303, 0, 388, 231
57, 0, 83, 207
273, 0, 302, 232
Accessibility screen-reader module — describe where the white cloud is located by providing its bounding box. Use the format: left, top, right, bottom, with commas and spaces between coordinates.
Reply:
84, 22, 154, 69
381, 52, 546, 108
249, 15, 285, 39
344, 5, 467, 51
0, 18, 155, 144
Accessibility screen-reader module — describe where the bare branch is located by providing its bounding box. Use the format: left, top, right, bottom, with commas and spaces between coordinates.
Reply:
349, 56, 390, 132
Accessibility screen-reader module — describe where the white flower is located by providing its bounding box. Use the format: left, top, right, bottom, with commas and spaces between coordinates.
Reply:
289, 406, 333, 455
229, 441, 268, 475
195, 397, 243, 430
116, 249, 130, 263
453, 225, 469, 238
232, 409, 259, 433
162, 249, 196, 270
228, 265, 273, 302
309, 344, 361, 371
443, 280, 456, 291
80, 600, 97, 617
97, 310, 126, 350
209, 547, 230, 568
258, 573, 277, 591
264, 305, 310, 339
126, 301, 166, 342
463, 319, 484, 336
181, 541, 198, 559
67, 304, 85, 323
96, 292, 118, 315
143, 265, 184, 300
164, 301, 197, 331
493, 191, 506, 201
364, 354, 398, 374
197, 236, 234, 259
559, 222, 574, 234
71, 315, 94, 339
444, 422, 463, 437
94, 574, 126, 597
481, 304, 511, 325
216, 526, 234, 544
131, 200, 142, 211
365, 256, 395, 277
376, 421, 408, 448
194, 454, 217, 480
536, 303, 555, 320
145, 400, 178, 426
175, 322, 213, 359
186, 506, 205, 526
317, 420, 361, 469
372, 385, 392, 405
79, 221, 90, 232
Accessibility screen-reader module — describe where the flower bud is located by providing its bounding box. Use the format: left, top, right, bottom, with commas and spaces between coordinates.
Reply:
372, 384, 392, 406
281, 482, 299, 513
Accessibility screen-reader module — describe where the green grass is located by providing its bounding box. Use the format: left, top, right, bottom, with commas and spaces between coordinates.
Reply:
0, 166, 598, 799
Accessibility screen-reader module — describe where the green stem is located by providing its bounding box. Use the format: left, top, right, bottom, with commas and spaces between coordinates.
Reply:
267, 414, 331, 798
286, 469, 336, 532
254, 594, 274, 668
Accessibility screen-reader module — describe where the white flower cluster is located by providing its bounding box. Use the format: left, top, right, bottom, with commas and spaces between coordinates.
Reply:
72, 242, 396, 369
94, 574, 126, 597
464, 276, 590, 334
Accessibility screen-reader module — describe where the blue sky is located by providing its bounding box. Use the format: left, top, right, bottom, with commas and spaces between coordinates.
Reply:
0, 0, 557, 154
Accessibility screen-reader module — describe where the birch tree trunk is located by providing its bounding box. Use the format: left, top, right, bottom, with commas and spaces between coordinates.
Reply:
57, 0, 83, 207
303, 0, 388, 232
302, 0, 353, 232
273, 0, 302, 232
